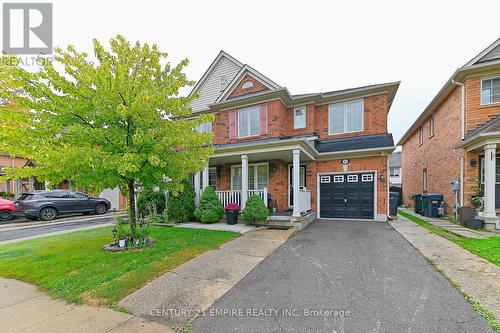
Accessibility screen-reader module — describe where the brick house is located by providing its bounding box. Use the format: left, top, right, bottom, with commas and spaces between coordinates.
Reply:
398, 38, 500, 231
190, 51, 399, 225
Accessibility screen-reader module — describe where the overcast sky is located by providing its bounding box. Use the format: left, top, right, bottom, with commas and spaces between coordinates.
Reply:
17, 0, 500, 142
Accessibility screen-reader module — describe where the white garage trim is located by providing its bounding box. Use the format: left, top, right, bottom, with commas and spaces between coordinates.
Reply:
316, 170, 379, 221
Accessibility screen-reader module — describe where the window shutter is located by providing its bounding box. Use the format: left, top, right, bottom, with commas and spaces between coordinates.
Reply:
229, 109, 237, 138
259, 103, 268, 135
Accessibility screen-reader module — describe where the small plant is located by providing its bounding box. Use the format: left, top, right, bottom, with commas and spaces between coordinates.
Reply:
147, 214, 162, 224
224, 203, 240, 211
168, 179, 196, 223
194, 187, 224, 223
471, 196, 484, 211
242, 195, 268, 224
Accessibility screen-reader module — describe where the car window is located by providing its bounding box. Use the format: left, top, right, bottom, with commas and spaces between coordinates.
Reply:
45, 191, 70, 198
72, 192, 88, 199
18, 194, 34, 201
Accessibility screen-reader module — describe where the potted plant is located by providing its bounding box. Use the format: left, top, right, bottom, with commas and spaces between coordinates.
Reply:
224, 203, 240, 225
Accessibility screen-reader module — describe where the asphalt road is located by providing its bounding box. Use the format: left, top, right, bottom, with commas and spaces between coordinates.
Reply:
0, 216, 113, 242
194, 220, 493, 333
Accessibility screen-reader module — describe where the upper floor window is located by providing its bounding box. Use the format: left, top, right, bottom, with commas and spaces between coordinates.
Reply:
419, 126, 424, 145
238, 105, 260, 138
196, 121, 212, 133
423, 168, 428, 192
294, 106, 307, 129
429, 116, 435, 137
328, 99, 363, 135
481, 77, 500, 105
390, 167, 400, 177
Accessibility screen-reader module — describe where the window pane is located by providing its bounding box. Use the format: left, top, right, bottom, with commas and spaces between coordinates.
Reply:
209, 167, 217, 188
492, 83, 500, 103
345, 100, 363, 132
249, 108, 260, 136
482, 79, 492, 104
329, 104, 344, 134
232, 167, 242, 190
294, 108, 306, 128
257, 165, 268, 189
238, 111, 248, 137
248, 166, 255, 190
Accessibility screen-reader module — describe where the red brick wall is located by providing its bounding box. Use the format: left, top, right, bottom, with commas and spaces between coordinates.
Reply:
0, 155, 28, 193
212, 156, 388, 215
401, 87, 462, 211
228, 74, 268, 99
212, 93, 389, 145
464, 74, 500, 133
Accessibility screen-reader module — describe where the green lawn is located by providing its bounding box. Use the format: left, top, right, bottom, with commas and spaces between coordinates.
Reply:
0, 226, 238, 308
398, 209, 500, 266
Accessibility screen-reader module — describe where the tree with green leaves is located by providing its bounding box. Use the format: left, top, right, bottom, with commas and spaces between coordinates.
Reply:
0, 35, 213, 229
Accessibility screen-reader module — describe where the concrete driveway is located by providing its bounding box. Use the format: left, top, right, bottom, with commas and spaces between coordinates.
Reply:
194, 220, 493, 333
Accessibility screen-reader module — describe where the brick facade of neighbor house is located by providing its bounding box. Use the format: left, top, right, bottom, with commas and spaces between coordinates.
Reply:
399, 39, 500, 220
228, 74, 268, 99
401, 86, 462, 209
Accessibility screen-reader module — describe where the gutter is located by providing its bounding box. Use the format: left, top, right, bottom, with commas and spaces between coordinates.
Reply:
451, 80, 465, 140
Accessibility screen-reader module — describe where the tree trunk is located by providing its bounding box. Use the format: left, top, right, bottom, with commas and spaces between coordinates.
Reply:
128, 179, 136, 229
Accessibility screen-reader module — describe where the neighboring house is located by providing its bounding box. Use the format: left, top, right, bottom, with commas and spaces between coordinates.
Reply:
190, 51, 399, 225
0, 154, 126, 210
398, 38, 500, 230
388, 151, 402, 188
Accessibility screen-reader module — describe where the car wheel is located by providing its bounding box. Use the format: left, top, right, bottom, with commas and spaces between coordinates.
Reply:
95, 203, 108, 215
40, 207, 57, 221
0, 210, 12, 221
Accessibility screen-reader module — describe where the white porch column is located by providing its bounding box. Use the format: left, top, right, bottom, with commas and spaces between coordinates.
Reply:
194, 172, 201, 206
202, 164, 209, 190
292, 149, 301, 217
483, 144, 497, 218
241, 155, 248, 209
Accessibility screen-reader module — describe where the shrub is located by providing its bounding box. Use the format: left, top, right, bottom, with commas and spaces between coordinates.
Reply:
137, 189, 166, 217
242, 195, 268, 224
167, 179, 196, 223
194, 187, 224, 223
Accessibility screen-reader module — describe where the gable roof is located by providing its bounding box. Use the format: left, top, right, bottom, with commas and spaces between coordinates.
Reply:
397, 38, 500, 146
216, 64, 281, 103
188, 51, 243, 98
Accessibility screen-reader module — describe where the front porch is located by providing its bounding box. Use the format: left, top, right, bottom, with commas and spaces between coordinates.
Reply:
193, 145, 315, 227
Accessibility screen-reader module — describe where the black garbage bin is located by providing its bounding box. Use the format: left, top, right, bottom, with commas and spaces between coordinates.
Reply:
413, 194, 422, 214
421, 194, 444, 218
389, 196, 398, 216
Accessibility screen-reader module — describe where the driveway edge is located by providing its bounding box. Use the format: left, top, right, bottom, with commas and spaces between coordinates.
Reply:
390, 215, 500, 325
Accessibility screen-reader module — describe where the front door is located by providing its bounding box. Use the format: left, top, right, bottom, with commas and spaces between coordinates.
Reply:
289, 165, 306, 207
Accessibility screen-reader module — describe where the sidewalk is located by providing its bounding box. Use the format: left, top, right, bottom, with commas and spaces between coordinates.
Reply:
119, 227, 295, 326
399, 207, 497, 238
0, 278, 173, 333
390, 215, 500, 320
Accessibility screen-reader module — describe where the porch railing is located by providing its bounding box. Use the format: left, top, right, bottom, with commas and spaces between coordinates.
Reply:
215, 187, 268, 208
296, 188, 311, 213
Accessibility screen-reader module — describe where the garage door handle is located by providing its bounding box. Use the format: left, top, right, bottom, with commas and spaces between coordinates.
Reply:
344, 197, 348, 203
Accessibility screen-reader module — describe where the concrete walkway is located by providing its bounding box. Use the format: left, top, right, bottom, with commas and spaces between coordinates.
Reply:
119, 228, 295, 326
0, 278, 173, 333
391, 215, 500, 320
399, 207, 497, 239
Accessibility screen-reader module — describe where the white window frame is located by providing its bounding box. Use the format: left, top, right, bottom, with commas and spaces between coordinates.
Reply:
480, 76, 500, 106
423, 168, 428, 192
237, 105, 260, 138
293, 106, 307, 129
320, 176, 331, 183
328, 99, 364, 135
196, 121, 212, 133
208, 167, 217, 189
231, 163, 269, 190
347, 174, 358, 182
361, 174, 373, 182
333, 175, 344, 183
389, 168, 400, 177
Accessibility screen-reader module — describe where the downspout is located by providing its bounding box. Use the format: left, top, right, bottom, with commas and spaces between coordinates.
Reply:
452, 80, 465, 208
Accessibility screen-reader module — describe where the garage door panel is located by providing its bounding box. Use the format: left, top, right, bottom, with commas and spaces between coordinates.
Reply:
320, 172, 374, 219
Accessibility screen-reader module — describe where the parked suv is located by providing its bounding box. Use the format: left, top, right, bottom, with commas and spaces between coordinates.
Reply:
14, 190, 111, 221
